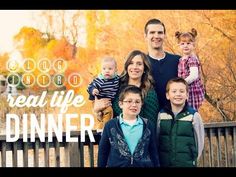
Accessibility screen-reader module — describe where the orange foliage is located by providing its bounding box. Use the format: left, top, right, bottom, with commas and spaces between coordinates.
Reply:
50, 37, 75, 60
86, 11, 97, 49
14, 27, 47, 59
0, 53, 9, 74
8, 10, 236, 122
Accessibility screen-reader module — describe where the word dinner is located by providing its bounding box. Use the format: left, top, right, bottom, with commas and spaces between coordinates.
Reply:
5, 89, 95, 142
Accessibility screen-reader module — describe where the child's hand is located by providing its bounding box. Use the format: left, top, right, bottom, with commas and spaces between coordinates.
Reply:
97, 111, 103, 122
92, 89, 99, 96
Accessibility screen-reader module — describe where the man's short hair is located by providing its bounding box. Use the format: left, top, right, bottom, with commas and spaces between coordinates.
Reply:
144, 18, 166, 34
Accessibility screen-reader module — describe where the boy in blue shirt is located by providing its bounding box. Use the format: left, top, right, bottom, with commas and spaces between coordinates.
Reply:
98, 85, 159, 167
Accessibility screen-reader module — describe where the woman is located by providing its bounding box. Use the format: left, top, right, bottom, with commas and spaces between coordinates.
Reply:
93, 50, 159, 127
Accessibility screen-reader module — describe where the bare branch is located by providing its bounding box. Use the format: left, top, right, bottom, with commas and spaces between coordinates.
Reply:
202, 12, 235, 43
204, 93, 231, 121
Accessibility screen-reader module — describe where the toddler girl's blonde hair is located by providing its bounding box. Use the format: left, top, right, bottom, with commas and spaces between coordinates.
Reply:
175, 28, 197, 43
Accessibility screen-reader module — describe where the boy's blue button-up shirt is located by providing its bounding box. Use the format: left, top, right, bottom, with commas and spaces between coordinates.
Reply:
119, 114, 143, 154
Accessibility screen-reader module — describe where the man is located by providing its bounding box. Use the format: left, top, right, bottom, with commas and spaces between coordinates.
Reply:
144, 18, 180, 110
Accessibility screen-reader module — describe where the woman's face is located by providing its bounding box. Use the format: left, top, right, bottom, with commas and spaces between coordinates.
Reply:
127, 55, 144, 81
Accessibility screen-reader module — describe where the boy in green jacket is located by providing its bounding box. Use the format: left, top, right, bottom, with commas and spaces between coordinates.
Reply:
157, 77, 204, 167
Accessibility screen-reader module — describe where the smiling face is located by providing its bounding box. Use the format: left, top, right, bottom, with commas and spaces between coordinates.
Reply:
166, 82, 188, 107
127, 55, 144, 81
145, 24, 165, 51
179, 36, 195, 56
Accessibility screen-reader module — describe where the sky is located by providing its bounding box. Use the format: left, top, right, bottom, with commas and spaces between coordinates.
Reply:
0, 10, 37, 54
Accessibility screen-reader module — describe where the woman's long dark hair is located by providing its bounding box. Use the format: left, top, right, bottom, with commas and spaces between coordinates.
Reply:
119, 50, 155, 97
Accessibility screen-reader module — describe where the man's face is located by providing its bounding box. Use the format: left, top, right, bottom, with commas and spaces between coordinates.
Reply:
145, 24, 165, 50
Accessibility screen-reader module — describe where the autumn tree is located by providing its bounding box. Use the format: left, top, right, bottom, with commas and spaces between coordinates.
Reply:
191, 10, 236, 121
0, 53, 9, 74
14, 27, 47, 59
10, 10, 236, 122
33, 10, 86, 59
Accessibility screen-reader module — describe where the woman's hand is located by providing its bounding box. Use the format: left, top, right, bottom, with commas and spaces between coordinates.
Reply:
93, 96, 111, 114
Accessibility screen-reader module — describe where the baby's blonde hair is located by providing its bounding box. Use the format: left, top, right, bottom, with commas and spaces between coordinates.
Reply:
102, 56, 117, 68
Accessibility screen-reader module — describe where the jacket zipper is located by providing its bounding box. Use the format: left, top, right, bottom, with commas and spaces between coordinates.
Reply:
130, 123, 148, 166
